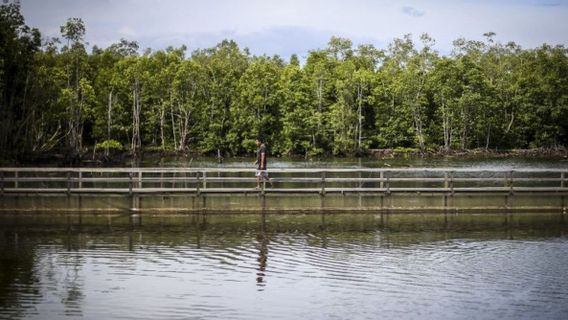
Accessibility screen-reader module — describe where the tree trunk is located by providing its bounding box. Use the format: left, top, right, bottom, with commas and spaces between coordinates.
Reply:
485, 125, 491, 150
131, 79, 141, 155
68, 95, 77, 159
413, 110, 425, 154
76, 62, 83, 153
357, 83, 363, 152
160, 103, 165, 150
178, 102, 192, 152
411, 78, 426, 154
314, 78, 324, 150
505, 111, 514, 134
441, 94, 450, 153
170, 102, 177, 151
461, 105, 468, 151
106, 89, 113, 157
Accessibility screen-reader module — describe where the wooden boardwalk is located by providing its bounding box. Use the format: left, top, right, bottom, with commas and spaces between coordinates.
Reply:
1, 167, 567, 213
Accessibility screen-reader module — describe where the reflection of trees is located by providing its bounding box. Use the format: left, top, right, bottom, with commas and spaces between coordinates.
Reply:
0, 211, 567, 316
0, 230, 39, 318
61, 232, 85, 317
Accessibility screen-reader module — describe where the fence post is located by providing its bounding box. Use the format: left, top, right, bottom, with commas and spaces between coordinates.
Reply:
78, 170, 82, 189
561, 172, 566, 214
66, 170, 71, 195
320, 171, 326, 195
128, 171, 139, 212
450, 171, 454, 195
203, 171, 207, 190
380, 171, 384, 189
128, 172, 133, 195
509, 170, 514, 195
196, 171, 201, 195
14, 170, 18, 189
138, 171, 142, 189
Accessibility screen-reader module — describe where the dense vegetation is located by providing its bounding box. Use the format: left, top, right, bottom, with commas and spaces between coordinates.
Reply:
1, 4, 567, 162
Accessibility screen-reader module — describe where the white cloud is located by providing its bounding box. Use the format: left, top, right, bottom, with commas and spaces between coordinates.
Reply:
20, 0, 568, 58
402, 6, 425, 17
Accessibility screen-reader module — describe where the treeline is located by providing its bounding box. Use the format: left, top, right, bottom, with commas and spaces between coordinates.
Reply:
1, 4, 567, 161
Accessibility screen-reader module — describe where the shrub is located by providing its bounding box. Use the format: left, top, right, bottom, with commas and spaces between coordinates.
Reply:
95, 140, 123, 151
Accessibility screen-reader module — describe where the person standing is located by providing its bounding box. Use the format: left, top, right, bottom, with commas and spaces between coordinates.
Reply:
254, 137, 271, 190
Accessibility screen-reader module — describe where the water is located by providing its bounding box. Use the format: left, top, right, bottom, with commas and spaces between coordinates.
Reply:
104, 154, 568, 170
1, 213, 567, 320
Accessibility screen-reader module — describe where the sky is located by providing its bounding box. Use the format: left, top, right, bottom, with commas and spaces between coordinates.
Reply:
18, 0, 568, 59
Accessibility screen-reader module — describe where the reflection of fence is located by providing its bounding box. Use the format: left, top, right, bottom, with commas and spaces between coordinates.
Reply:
1, 167, 567, 213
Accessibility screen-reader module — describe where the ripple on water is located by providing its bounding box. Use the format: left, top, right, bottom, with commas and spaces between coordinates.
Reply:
2, 222, 568, 320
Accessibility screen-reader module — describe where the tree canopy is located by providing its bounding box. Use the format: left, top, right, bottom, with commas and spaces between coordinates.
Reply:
1, 3, 567, 161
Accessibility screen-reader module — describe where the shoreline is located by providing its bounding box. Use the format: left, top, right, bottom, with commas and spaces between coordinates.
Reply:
1, 147, 567, 167
367, 147, 568, 159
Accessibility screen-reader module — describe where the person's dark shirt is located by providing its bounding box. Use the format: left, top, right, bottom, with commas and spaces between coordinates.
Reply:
257, 143, 267, 170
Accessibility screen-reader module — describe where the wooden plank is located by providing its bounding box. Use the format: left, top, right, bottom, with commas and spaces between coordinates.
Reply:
4, 188, 70, 193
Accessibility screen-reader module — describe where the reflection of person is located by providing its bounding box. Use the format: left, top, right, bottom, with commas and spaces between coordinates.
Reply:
256, 213, 269, 287
256, 233, 269, 285
254, 136, 271, 190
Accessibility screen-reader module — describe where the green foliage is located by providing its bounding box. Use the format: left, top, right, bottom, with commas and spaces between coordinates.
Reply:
1, 2, 567, 161
0, 3, 41, 155
96, 139, 123, 151
229, 56, 282, 154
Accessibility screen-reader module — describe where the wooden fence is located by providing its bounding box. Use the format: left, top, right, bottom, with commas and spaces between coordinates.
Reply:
1, 167, 566, 213
0, 167, 566, 195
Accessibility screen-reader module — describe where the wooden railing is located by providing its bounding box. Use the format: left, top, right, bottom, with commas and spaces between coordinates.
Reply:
0, 167, 567, 196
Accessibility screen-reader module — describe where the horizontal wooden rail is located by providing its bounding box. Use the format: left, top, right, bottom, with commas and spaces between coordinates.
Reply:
1, 167, 567, 173
2, 187, 567, 195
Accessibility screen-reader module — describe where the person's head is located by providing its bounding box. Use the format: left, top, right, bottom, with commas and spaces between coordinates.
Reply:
255, 136, 263, 146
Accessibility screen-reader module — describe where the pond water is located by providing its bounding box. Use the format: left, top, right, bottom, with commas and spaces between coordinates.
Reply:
136, 155, 568, 170
16, 151, 553, 170
1, 213, 567, 319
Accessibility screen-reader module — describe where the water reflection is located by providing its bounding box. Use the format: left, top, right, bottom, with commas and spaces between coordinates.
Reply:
256, 213, 269, 287
0, 212, 567, 319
